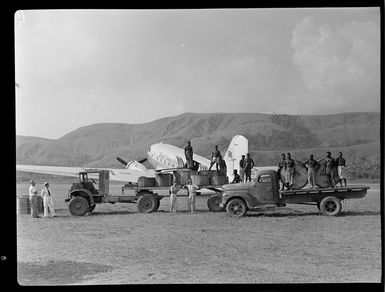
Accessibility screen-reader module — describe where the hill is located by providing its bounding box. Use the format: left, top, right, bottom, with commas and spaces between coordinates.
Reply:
16, 112, 380, 179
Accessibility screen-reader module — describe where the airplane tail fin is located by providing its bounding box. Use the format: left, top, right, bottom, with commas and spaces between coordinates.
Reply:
223, 135, 248, 180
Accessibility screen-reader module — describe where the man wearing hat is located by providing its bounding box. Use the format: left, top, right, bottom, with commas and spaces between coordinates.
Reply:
41, 182, 56, 217
239, 155, 246, 182
28, 180, 40, 218
184, 178, 200, 213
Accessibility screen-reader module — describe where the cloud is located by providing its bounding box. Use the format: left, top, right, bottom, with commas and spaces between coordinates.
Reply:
290, 16, 380, 111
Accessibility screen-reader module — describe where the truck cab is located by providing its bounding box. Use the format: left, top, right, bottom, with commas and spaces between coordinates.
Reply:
65, 170, 110, 216
220, 170, 280, 216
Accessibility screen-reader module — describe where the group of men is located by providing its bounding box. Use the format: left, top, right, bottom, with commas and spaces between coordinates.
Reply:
28, 180, 56, 218
231, 153, 255, 183
169, 178, 200, 213
277, 151, 347, 190
184, 141, 256, 184
184, 142, 228, 175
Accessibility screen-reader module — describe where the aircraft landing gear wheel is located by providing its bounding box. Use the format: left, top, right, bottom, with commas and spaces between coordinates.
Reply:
226, 198, 247, 217
68, 196, 89, 216
207, 195, 225, 212
137, 194, 157, 213
319, 196, 342, 216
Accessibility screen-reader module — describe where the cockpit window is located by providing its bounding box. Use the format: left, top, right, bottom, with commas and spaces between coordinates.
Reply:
257, 174, 271, 183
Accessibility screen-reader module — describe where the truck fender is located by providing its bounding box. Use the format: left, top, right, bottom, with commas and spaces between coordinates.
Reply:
224, 192, 255, 209
69, 189, 94, 204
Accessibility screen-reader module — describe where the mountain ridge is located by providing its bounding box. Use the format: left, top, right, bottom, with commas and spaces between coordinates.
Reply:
16, 112, 380, 173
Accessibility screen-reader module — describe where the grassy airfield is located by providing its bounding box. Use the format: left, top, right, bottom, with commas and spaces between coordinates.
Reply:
16, 182, 381, 284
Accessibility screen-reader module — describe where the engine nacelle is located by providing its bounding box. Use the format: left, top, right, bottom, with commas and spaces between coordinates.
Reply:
126, 160, 148, 172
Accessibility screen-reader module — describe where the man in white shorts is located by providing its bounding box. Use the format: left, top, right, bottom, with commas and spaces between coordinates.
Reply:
335, 152, 347, 187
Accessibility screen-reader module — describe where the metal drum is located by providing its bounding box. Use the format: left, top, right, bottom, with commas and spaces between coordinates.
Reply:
138, 176, 156, 188
155, 173, 173, 187
17, 195, 30, 215
314, 159, 339, 188
210, 175, 229, 186
191, 173, 210, 186
173, 170, 197, 185
279, 160, 308, 190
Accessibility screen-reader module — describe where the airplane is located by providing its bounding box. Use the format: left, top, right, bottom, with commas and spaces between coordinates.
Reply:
16, 135, 250, 184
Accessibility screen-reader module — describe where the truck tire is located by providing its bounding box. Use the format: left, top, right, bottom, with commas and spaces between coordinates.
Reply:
226, 198, 247, 217
207, 195, 225, 212
319, 196, 342, 216
69, 196, 89, 216
137, 194, 157, 213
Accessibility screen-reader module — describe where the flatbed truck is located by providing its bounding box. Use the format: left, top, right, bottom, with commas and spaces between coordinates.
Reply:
219, 169, 370, 217
65, 170, 224, 216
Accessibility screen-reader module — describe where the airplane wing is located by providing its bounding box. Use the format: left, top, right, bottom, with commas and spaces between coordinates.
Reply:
16, 165, 155, 183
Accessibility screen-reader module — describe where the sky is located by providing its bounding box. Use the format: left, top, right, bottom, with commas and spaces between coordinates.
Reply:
14, 8, 381, 139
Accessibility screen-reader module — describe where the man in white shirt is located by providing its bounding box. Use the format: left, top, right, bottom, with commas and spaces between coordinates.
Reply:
184, 179, 200, 213
28, 180, 40, 218
41, 182, 56, 218
169, 181, 180, 213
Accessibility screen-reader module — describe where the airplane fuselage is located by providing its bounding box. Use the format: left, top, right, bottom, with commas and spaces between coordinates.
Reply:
146, 142, 210, 170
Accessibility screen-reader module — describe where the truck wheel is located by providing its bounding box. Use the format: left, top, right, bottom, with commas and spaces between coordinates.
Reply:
319, 196, 342, 216
226, 198, 247, 217
137, 194, 157, 213
69, 196, 89, 216
207, 195, 225, 212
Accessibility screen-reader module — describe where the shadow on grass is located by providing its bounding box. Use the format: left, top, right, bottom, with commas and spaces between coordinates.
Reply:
245, 211, 321, 218
339, 210, 380, 217
245, 210, 380, 218
89, 209, 217, 216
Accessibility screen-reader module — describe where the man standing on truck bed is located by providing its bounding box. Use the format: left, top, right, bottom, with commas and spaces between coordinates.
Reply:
277, 153, 286, 190
285, 153, 295, 189
218, 155, 227, 176
325, 151, 336, 188
184, 141, 194, 169
335, 151, 347, 187
239, 154, 246, 182
304, 154, 318, 189
208, 145, 221, 171
244, 153, 255, 182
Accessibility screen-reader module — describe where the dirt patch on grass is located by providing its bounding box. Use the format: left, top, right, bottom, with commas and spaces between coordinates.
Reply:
17, 260, 112, 286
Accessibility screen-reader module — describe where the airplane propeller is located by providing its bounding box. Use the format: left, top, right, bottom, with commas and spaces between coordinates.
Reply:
116, 157, 128, 166
117, 157, 147, 166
